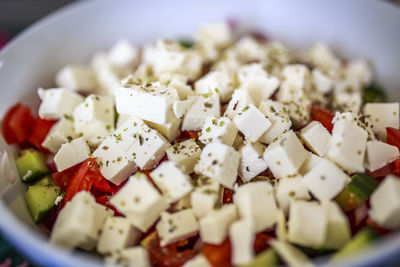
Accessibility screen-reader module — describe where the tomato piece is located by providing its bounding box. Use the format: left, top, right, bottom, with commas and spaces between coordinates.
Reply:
52, 164, 80, 191
253, 232, 273, 254
367, 163, 392, 180
311, 106, 334, 133
391, 158, 400, 176
201, 239, 232, 267
222, 188, 234, 204
386, 127, 400, 151
1, 103, 35, 144
29, 118, 56, 152
365, 217, 391, 236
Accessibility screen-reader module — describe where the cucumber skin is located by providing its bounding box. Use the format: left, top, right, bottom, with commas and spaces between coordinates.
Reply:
15, 149, 50, 183
25, 184, 61, 223
240, 248, 279, 267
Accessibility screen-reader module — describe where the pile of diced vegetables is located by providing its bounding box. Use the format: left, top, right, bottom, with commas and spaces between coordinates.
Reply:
2, 22, 400, 267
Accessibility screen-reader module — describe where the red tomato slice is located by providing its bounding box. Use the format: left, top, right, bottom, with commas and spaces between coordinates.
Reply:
386, 127, 400, 151
311, 106, 334, 133
52, 164, 80, 191
29, 118, 57, 152
223, 188, 234, 204
1, 103, 35, 144
201, 238, 232, 267
253, 232, 273, 254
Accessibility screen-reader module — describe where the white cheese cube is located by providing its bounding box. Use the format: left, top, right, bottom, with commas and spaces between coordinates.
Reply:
166, 139, 201, 174
156, 209, 199, 246
38, 88, 83, 120
303, 158, 350, 201
194, 143, 240, 189
173, 98, 195, 118
108, 39, 139, 71
145, 117, 181, 142
159, 73, 194, 100
332, 111, 376, 141
173, 194, 192, 212
95, 64, 120, 96
42, 118, 76, 153
232, 133, 244, 150
312, 69, 333, 94
230, 219, 255, 265
106, 247, 150, 267
199, 204, 237, 244
55, 65, 96, 93
346, 59, 373, 86
275, 177, 311, 214
97, 216, 141, 254
233, 104, 271, 142
238, 142, 268, 182
54, 137, 90, 172
116, 114, 131, 129
300, 121, 331, 156
298, 152, 322, 175
150, 161, 193, 203
287, 200, 328, 248
50, 191, 113, 250
365, 140, 399, 172
110, 173, 169, 232
199, 116, 238, 146
369, 175, 400, 230
278, 65, 311, 101
224, 89, 255, 120
234, 181, 278, 232
263, 130, 308, 179
327, 118, 368, 173
183, 254, 212, 267
364, 103, 399, 140
321, 201, 351, 249
276, 209, 287, 241
181, 94, 221, 131
191, 181, 220, 218
306, 43, 340, 73
270, 240, 312, 267
195, 70, 235, 103
233, 37, 265, 64
333, 89, 362, 113
195, 22, 232, 49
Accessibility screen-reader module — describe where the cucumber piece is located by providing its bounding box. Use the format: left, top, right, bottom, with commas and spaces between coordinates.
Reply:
179, 39, 194, 49
335, 188, 365, 212
15, 149, 49, 183
25, 184, 61, 223
241, 248, 279, 267
35, 175, 55, 186
363, 83, 386, 103
331, 228, 380, 261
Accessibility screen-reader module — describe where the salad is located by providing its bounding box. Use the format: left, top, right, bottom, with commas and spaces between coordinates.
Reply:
1, 21, 400, 267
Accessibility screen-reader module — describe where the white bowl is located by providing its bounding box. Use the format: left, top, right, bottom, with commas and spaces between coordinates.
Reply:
0, 0, 400, 266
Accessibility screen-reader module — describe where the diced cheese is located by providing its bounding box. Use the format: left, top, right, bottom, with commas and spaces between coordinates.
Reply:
276, 209, 287, 241
369, 175, 400, 230
346, 59, 373, 87
150, 161, 193, 203
145, 117, 181, 142
363, 103, 399, 140
275, 177, 311, 214
191, 180, 220, 218
300, 121, 331, 156
306, 43, 340, 74
270, 240, 313, 267
298, 152, 323, 175
303, 158, 350, 201
173, 99, 195, 118
159, 73, 194, 100
93, 63, 121, 96
229, 219, 255, 265
199, 204, 237, 244
199, 116, 238, 146
238, 142, 268, 182
42, 118, 76, 153
173, 194, 192, 212
234, 181, 278, 232
166, 139, 201, 174
116, 114, 131, 129
264, 41, 292, 76
38, 88, 83, 120
106, 247, 150, 267
195, 70, 235, 103
156, 209, 199, 246
50, 191, 113, 250
321, 201, 351, 249
54, 137, 90, 172
194, 143, 240, 189
195, 22, 232, 49
263, 130, 308, 179
312, 69, 333, 94
108, 39, 139, 72
333, 89, 362, 113
224, 89, 255, 120
97, 216, 141, 254
232, 133, 244, 150
183, 254, 212, 267
233, 37, 265, 64
233, 104, 271, 142
110, 173, 169, 232
55, 65, 96, 93
365, 140, 399, 172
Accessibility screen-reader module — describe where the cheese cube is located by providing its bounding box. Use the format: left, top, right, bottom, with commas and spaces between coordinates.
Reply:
306, 43, 340, 73
108, 39, 139, 71
303, 159, 350, 201
181, 94, 221, 131
365, 141, 399, 172
276, 209, 287, 241
263, 130, 308, 179
173, 194, 192, 212
97, 217, 141, 254
275, 177, 311, 214
369, 175, 400, 230
195, 70, 235, 103
238, 142, 268, 182
194, 143, 240, 189
42, 118, 76, 153
278, 65, 311, 102
234, 181, 278, 232
156, 209, 199, 246
195, 22, 232, 49
183, 254, 212, 267
258, 100, 292, 144
110, 173, 169, 232
94, 63, 120, 96
159, 73, 194, 100
333, 89, 362, 113
166, 139, 201, 174
54, 137, 90, 172
321, 201, 351, 249
38, 88, 83, 120
199, 116, 238, 146
150, 161, 193, 203
270, 240, 312, 267
233, 37, 265, 64
232, 133, 244, 150
116, 114, 131, 129
106, 247, 150, 267
224, 89, 255, 120
55, 65, 96, 93
298, 152, 322, 175
50, 191, 113, 250
199, 204, 237, 244
288, 200, 328, 248
230, 219, 255, 265
173, 98, 195, 118
364, 103, 399, 140
327, 118, 368, 173
191, 181, 220, 218
300, 121, 331, 156
346, 59, 373, 86
145, 117, 181, 142
233, 104, 271, 142
312, 69, 333, 94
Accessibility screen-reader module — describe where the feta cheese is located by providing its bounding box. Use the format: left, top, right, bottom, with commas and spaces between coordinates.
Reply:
364, 103, 399, 140
108, 39, 139, 72
321, 201, 351, 249
233, 37, 265, 64
275, 177, 311, 214
195, 22, 232, 49
116, 114, 131, 129
232, 133, 244, 150
42, 118, 76, 153
173, 98, 195, 118
199, 204, 237, 244
183, 254, 212, 267
97, 217, 141, 254
106, 247, 150, 267
300, 121, 331, 156
156, 209, 199, 246
263, 130, 308, 179
224, 89, 255, 120
264, 41, 292, 76
333, 89, 362, 113
110, 173, 169, 232
346, 59, 373, 86
303, 159, 350, 201
233, 104, 271, 142
54, 137, 90, 172
145, 117, 181, 142
276, 209, 287, 241
238, 142, 268, 182
166, 139, 201, 174
194, 70, 235, 103
191, 180, 220, 218
312, 69, 333, 94
38, 88, 83, 120
369, 175, 400, 230
55, 65, 96, 93
159, 73, 194, 100
150, 161, 193, 203
365, 140, 399, 172
91, 52, 120, 95
298, 152, 323, 175
199, 116, 238, 146
50, 191, 113, 250
194, 143, 240, 189
306, 43, 340, 74
234, 181, 278, 232
270, 240, 313, 267
230, 219, 255, 265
